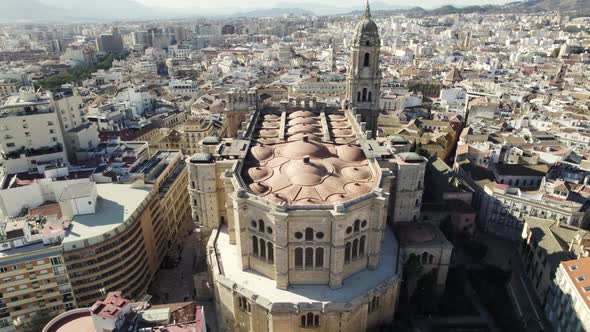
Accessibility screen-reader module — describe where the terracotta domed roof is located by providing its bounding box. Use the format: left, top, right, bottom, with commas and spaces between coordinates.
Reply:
287, 133, 320, 142
344, 182, 371, 195
259, 129, 278, 137
341, 166, 372, 181
248, 166, 273, 181
261, 121, 280, 129
328, 114, 346, 121
288, 110, 316, 119
249, 182, 271, 195
251, 145, 274, 161
336, 144, 365, 162
287, 124, 319, 135
332, 128, 353, 136
263, 114, 280, 121
288, 117, 318, 126
284, 158, 330, 186
280, 136, 330, 159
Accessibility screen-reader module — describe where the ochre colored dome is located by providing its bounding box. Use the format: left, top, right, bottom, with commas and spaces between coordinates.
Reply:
288, 117, 318, 126
284, 159, 329, 186
287, 124, 319, 135
248, 166, 273, 181
336, 144, 365, 162
344, 182, 371, 195
251, 145, 274, 161
287, 133, 320, 142
249, 182, 270, 195
280, 137, 330, 159
288, 110, 316, 119
332, 128, 353, 136
341, 166, 372, 181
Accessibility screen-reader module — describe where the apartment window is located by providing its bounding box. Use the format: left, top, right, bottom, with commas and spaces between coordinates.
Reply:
47, 121, 54, 126
25, 132, 31, 137
571, 265, 578, 271
50, 257, 61, 266
36, 260, 45, 265
6, 143, 15, 148
12, 265, 18, 270
49, 129, 55, 134
15, 274, 24, 280
22, 123, 28, 129
576, 276, 586, 282
18, 285, 27, 290
0, 267, 7, 273
51, 137, 58, 142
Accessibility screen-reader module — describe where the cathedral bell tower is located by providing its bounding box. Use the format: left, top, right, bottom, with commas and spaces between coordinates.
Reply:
346, 0, 382, 134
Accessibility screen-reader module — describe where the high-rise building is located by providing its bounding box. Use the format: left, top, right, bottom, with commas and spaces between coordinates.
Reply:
0, 150, 191, 328
345, 2, 382, 134
0, 90, 68, 175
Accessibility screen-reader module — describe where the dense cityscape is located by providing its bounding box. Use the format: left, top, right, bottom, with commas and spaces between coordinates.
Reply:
0, 0, 589, 331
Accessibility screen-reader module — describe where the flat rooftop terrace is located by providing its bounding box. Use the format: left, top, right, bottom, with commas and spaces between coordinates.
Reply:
214, 225, 400, 305
63, 183, 151, 248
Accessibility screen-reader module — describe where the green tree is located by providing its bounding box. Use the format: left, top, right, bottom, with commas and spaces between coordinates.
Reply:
20, 309, 54, 332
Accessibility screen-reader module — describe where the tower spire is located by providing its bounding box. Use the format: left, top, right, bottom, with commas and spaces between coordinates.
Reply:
364, 0, 371, 19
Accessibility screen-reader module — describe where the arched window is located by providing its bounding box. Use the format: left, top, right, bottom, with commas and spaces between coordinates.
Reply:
300, 315, 306, 327
268, 242, 274, 263
295, 248, 303, 267
252, 236, 258, 256
368, 91, 372, 102
258, 219, 265, 232
359, 235, 366, 255
305, 248, 314, 268
315, 247, 324, 268
314, 315, 320, 327
428, 254, 434, 264
345, 242, 351, 263
307, 312, 313, 326
362, 88, 367, 102
259, 239, 266, 258
354, 220, 360, 233
366, 40, 370, 46
364, 52, 370, 67
305, 228, 314, 241
357, 91, 361, 102
421, 252, 428, 264
352, 238, 359, 259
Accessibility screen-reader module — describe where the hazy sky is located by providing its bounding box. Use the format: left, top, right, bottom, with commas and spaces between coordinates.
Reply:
135, 0, 515, 10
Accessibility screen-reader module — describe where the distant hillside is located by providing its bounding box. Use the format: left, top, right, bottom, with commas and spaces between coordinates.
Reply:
533, 0, 590, 11
0, 0, 65, 21
232, 8, 315, 17
360, 0, 590, 17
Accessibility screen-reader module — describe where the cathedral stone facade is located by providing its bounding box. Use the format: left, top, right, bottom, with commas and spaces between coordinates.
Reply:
188, 4, 452, 331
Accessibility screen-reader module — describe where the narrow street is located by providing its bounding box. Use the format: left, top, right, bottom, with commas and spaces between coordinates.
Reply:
149, 220, 218, 331
480, 233, 552, 332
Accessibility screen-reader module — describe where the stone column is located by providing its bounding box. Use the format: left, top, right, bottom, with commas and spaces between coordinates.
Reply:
329, 205, 347, 288
272, 205, 290, 289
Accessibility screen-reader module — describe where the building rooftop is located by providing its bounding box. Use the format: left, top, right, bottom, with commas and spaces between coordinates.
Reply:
240, 109, 379, 205
62, 183, 151, 249
562, 257, 590, 311
213, 225, 400, 307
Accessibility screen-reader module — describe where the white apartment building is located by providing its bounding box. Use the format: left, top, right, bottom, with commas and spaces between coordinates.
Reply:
545, 257, 590, 332
0, 90, 68, 175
